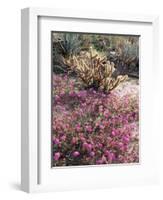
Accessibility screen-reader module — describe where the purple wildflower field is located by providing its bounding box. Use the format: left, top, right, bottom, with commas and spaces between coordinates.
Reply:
52, 74, 139, 166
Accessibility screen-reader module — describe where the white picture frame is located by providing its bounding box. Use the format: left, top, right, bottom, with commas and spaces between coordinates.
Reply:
21, 7, 159, 193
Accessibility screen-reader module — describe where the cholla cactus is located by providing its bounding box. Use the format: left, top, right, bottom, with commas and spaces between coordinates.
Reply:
64, 48, 128, 92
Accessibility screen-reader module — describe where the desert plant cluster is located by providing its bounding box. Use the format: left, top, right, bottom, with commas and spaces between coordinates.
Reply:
64, 49, 128, 92
52, 32, 139, 167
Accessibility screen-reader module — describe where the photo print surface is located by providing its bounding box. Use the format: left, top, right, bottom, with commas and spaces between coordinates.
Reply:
52, 32, 139, 167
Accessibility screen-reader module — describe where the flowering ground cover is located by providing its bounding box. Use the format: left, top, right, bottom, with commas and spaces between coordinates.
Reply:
52, 74, 139, 166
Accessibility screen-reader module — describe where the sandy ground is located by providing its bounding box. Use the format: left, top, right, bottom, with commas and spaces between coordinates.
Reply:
114, 77, 139, 97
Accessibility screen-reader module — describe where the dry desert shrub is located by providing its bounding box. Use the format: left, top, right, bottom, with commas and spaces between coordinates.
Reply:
64, 48, 128, 93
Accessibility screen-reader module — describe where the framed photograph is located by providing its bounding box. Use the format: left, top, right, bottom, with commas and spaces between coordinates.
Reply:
21, 8, 159, 193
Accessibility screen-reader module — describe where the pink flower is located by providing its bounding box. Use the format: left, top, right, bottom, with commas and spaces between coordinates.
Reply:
89, 151, 95, 157
97, 143, 103, 148
118, 142, 124, 148
53, 138, 60, 145
104, 110, 109, 118
85, 125, 93, 133
75, 124, 81, 132
79, 135, 86, 142
96, 159, 104, 164
71, 137, 78, 144
99, 105, 103, 112
60, 135, 66, 141
105, 151, 115, 161
105, 150, 110, 156
54, 152, 61, 161
99, 124, 105, 130
87, 144, 92, 151
72, 151, 80, 157
55, 96, 60, 102
77, 91, 87, 98
111, 130, 116, 136
123, 136, 130, 143
101, 155, 107, 163
83, 142, 88, 149
109, 152, 115, 161
83, 142, 92, 152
